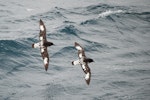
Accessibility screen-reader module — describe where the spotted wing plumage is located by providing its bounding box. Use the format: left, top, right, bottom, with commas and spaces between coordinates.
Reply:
41, 47, 49, 71
39, 19, 49, 71
84, 64, 91, 85
74, 42, 91, 85
39, 19, 46, 41
75, 42, 85, 58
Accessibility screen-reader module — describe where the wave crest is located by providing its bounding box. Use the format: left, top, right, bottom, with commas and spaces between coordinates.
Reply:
99, 10, 125, 18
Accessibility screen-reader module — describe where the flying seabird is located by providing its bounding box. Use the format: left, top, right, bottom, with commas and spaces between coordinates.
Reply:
32, 19, 54, 71
72, 42, 94, 85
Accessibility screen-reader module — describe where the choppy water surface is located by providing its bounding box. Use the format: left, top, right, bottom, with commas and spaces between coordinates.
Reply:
0, 0, 150, 100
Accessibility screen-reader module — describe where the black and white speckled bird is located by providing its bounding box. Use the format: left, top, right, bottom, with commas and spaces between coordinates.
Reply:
72, 42, 94, 85
32, 19, 54, 71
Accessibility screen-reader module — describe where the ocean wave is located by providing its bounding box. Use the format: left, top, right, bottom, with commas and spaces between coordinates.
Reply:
52, 46, 74, 58
59, 25, 80, 36
0, 40, 27, 56
0, 1, 150, 100
98, 10, 125, 18
119, 69, 150, 77
86, 4, 115, 14
26, 8, 34, 12
118, 50, 150, 58
82, 41, 109, 51
127, 11, 150, 22
42, 83, 65, 100
110, 81, 135, 87
80, 18, 99, 25
28, 8, 67, 21
0, 39, 34, 73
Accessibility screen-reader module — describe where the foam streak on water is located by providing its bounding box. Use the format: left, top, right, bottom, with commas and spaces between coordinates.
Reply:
0, 0, 150, 100
98, 10, 125, 18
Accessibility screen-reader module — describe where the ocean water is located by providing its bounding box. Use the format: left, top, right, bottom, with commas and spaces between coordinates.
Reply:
0, 0, 150, 100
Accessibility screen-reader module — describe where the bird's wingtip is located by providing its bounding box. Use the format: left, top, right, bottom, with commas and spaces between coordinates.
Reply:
44, 64, 48, 71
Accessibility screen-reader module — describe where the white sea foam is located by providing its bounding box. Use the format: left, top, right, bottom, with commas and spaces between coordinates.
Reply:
98, 10, 125, 18
26, 8, 34, 12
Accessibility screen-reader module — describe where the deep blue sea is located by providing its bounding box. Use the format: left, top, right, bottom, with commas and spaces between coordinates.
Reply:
0, 0, 150, 100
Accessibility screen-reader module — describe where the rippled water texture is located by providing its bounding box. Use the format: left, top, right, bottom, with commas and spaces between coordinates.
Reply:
0, 0, 150, 100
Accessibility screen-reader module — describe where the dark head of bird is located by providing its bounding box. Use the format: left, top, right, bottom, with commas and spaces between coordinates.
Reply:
44, 42, 54, 47
84, 58, 94, 63
32, 44, 34, 48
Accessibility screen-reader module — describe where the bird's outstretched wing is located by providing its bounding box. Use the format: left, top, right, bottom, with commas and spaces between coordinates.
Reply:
81, 62, 91, 85
41, 47, 49, 71
74, 42, 86, 59
32, 42, 40, 48
39, 19, 47, 42
39, 19, 49, 71
74, 42, 91, 85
